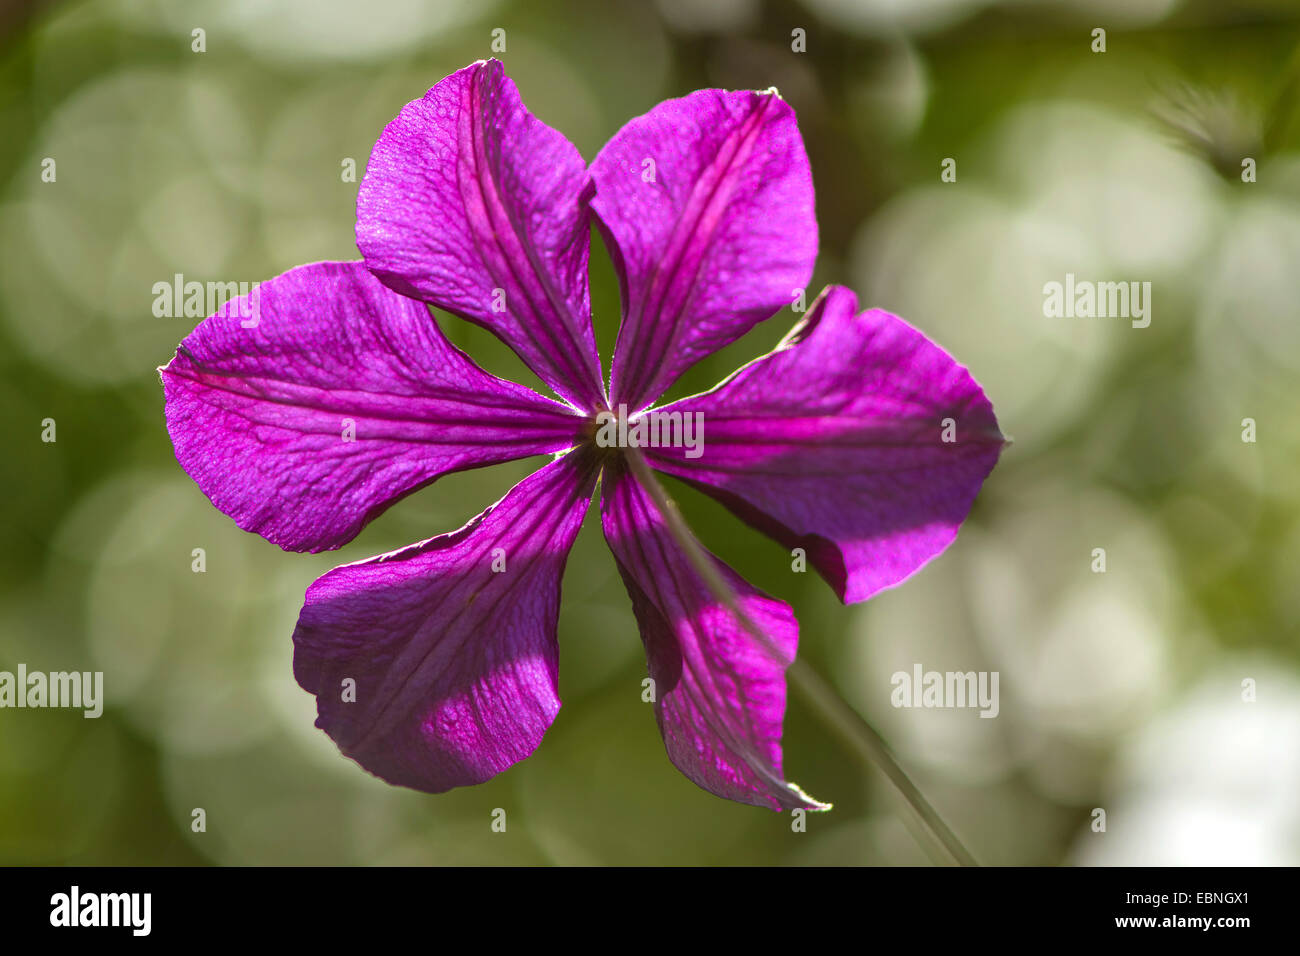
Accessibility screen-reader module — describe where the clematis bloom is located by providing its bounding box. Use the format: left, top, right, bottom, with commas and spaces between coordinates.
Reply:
161, 59, 1004, 811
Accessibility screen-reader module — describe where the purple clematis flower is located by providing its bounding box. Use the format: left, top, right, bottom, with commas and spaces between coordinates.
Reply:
160, 59, 1004, 811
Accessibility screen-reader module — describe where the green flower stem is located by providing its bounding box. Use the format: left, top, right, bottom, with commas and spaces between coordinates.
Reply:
624, 446, 978, 867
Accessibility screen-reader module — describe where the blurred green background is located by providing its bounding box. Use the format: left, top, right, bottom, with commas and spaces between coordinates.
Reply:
2, 0, 1298, 865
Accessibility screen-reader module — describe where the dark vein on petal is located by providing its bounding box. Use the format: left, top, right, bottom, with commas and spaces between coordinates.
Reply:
347, 454, 595, 752
617, 94, 774, 407
464, 67, 600, 408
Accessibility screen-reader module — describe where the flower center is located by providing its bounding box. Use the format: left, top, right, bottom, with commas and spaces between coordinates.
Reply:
584, 405, 706, 460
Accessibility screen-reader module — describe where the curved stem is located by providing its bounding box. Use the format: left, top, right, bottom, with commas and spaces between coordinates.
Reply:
624, 446, 977, 867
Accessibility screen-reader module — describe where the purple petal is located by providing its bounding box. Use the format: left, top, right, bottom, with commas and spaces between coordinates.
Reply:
600, 461, 826, 811
161, 261, 584, 553
292, 450, 598, 793
644, 286, 1005, 604
356, 59, 604, 411
590, 87, 817, 411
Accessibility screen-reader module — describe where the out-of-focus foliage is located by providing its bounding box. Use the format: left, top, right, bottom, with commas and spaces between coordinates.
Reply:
1, 0, 1297, 865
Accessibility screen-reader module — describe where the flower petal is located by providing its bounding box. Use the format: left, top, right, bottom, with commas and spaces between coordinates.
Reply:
600, 460, 826, 811
292, 450, 598, 793
644, 286, 1005, 604
356, 59, 604, 410
590, 87, 817, 411
161, 260, 584, 553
